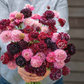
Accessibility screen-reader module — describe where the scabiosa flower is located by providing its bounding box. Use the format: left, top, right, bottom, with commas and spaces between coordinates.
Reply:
56, 39, 68, 49
24, 18, 35, 27
54, 61, 65, 69
7, 42, 20, 55
11, 30, 23, 42
67, 44, 76, 55
51, 42, 57, 51
41, 26, 49, 33
50, 68, 61, 80
54, 49, 67, 62
45, 38, 52, 48
24, 4, 34, 11
0, 30, 12, 43
43, 10, 55, 19
35, 52, 46, 62
58, 18, 66, 27
31, 14, 41, 20
16, 56, 26, 67
51, 33, 58, 42
7, 60, 17, 70
53, 10, 59, 19
62, 66, 70, 76
31, 56, 42, 68
64, 54, 71, 63
18, 40, 28, 51
46, 52, 56, 63
22, 49, 33, 61
20, 8, 32, 18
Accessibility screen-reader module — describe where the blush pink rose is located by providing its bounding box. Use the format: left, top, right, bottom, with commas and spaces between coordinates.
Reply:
35, 52, 46, 62
22, 49, 33, 61
31, 14, 41, 20
24, 18, 35, 27
24, 4, 34, 11
41, 26, 49, 33
51, 33, 58, 42
11, 30, 22, 42
23, 33, 30, 42
53, 10, 59, 19
54, 61, 65, 69
46, 52, 56, 63
31, 56, 42, 68
54, 49, 67, 62
0, 30, 12, 43
7, 60, 17, 70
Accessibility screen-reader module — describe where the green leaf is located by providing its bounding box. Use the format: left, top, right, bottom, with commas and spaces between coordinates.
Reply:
46, 68, 50, 70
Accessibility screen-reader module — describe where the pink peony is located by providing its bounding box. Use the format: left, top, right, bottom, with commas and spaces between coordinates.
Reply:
53, 10, 59, 19
24, 18, 35, 27
11, 30, 22, 42
22, 49, 33, 61
0, 30, 12, 43
54, 61, 65, 69
35, 52, 46, 62
41, 26, 49, 33
31, 14, 41, 20
54, 49, 67, 62
9, 11, 18, 20
46, 52, 56, 63
51, 33, 58, 42
31, 56, 42, 68
24, 4, 35, 11
23, 33, 30, 42
7, 60, 17, 70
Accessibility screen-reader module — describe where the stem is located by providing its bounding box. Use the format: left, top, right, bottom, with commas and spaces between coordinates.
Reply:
56, 22, 60, 26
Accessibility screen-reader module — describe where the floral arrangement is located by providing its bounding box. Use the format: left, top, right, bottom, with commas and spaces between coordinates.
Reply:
0, 4, 76, 84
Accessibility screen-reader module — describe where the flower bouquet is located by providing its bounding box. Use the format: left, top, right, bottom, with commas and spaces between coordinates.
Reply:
0, 4, 76, 84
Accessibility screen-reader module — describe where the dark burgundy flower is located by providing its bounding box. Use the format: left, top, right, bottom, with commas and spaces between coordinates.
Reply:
50, 68, 61, 80
16, 56, 26, 67
20, 8, 32, 18
64, 54, 71, 63
62, 66, 70, 76
67, 44, 76, 55
58, 18, 66, 27
43, 10, 54, 19
7, 42, 20, 55
23, 25, 34, 33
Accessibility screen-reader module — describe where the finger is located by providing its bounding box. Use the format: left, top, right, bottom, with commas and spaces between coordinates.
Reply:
22, 77, 31, 83
30, 77, 43, 82
18, 66, 31, 76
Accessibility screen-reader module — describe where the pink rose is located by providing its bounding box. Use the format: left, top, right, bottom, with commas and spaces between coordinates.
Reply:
7, 60, 17, 70
0, 30, 12, 43
24, 4, 34, 11
22, 49, 33, 61
46, 52, 56, 63
31, 14, 41, 20
54, 61, 65, 69
31, 56, 42, 68
51, 33, 58, 42
53, 10, 59, 19
23, 33, 30, 42
54, 49, 67, 62
41, 26, 49, 33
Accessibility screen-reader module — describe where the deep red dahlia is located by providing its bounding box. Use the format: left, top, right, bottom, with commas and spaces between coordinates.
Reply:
56, 39, 67, 49
38, 41, 47, 52
47, 19, 56, 26
29, 31, 39, 41
38, 32, 48, 41
39, 16, 48, 25
49, 26, 57, 33
62, 66, 70, 76
43, 10, 55, 19
47, 32, 53, 38
0, 52, 10, 64
58, 18, 66, 27
23, 25, 34, 33
30, 43, 39, 54
14, 52, 22, 60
